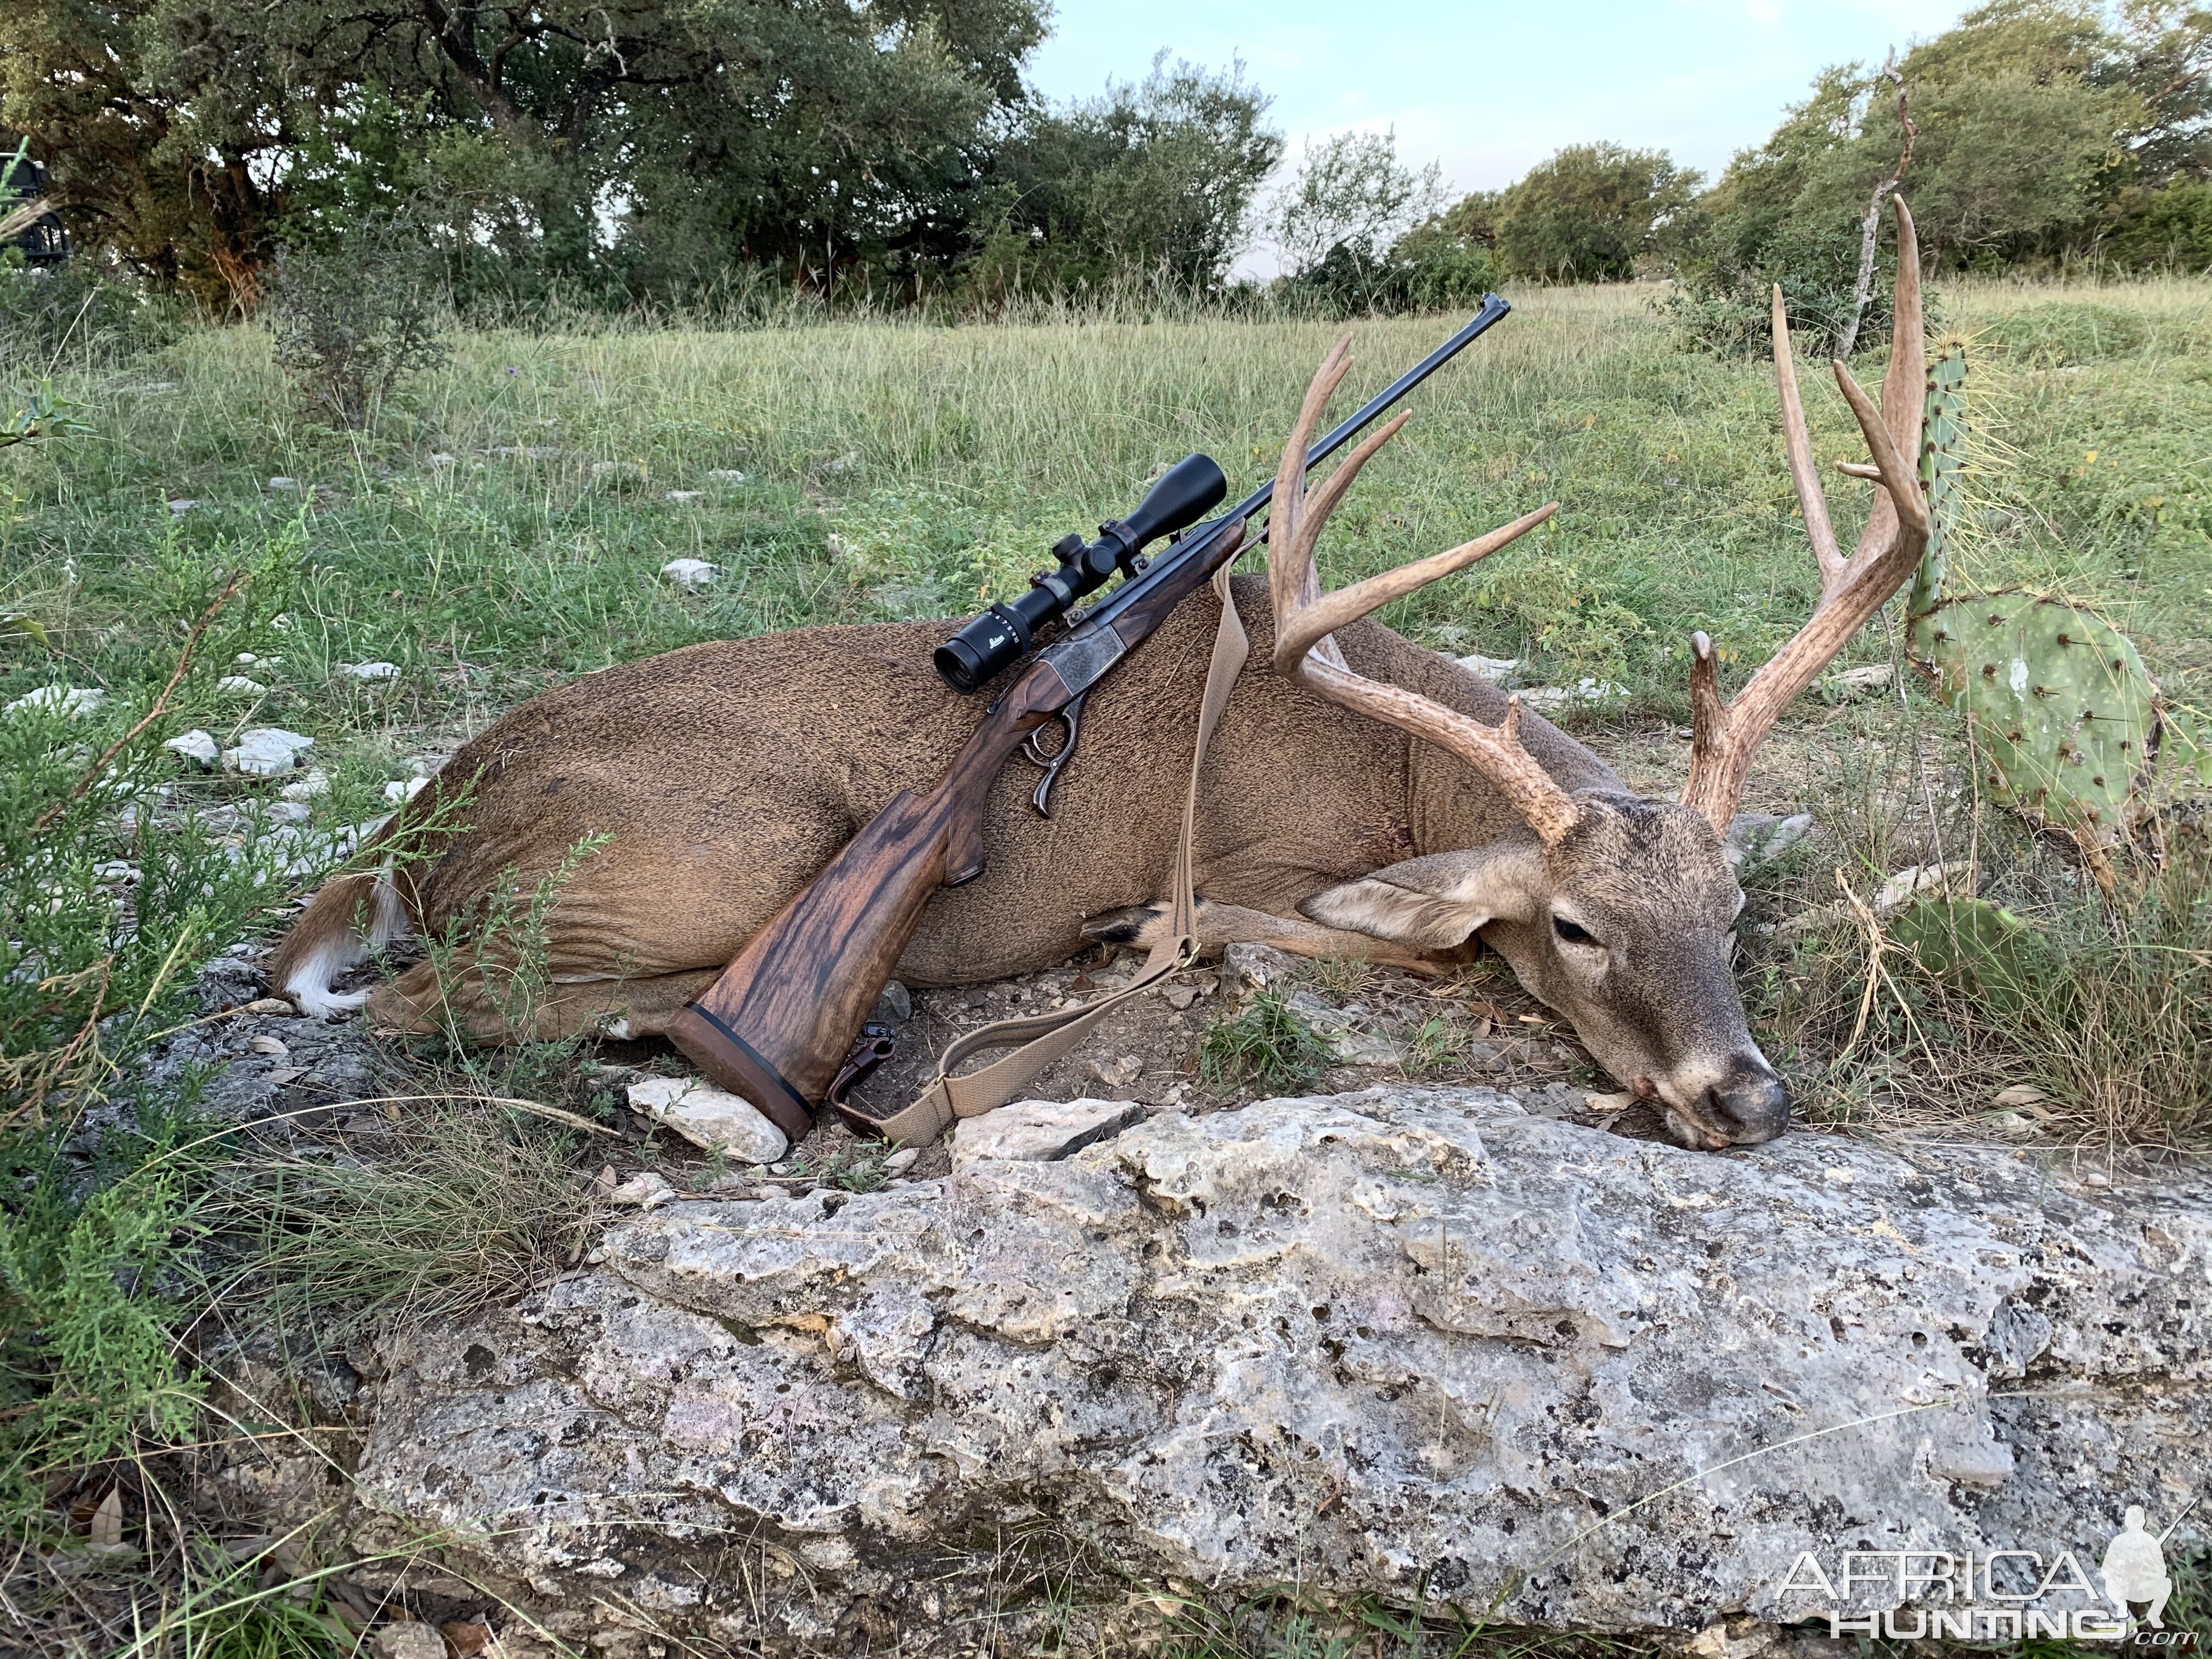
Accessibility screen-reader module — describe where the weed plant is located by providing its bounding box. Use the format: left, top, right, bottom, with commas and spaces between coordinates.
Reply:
1200, 991, 1335, 1094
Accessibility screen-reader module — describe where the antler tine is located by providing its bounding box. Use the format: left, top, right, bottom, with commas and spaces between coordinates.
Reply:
1771, 284, 1846, 597
1271, 336, 1356, 626
1266, 343, 1581, 847
1854, 198, 1922, 561
1275, 500, 1559, 673
1679, 203, 1930, 834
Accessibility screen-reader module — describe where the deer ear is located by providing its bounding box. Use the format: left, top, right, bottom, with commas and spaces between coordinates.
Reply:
1299, 845, 1547, 950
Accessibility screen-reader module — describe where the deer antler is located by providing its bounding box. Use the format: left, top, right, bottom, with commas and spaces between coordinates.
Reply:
1268, 336, 1572, 844
1679, 197, 1931, 834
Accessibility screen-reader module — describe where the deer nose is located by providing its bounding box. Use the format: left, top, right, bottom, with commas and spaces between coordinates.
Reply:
1703, 1062, 1790, 1146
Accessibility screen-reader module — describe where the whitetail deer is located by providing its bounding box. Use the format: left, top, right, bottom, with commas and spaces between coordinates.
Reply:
273, 202, 1928, 1150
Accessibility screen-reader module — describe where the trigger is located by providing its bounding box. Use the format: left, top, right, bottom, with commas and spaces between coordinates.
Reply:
1021, 690, 1088, 819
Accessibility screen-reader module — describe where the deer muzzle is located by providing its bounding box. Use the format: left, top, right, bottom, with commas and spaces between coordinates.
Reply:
1655, 1055, 1791, 1150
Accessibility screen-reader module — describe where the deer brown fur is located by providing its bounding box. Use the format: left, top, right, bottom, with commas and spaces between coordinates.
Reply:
274, 200, 1931, 1151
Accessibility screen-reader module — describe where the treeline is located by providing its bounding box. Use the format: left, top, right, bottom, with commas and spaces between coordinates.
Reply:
1, 0, 2207, 323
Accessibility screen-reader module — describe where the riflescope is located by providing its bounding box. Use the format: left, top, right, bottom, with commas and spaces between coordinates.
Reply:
933, 452, 1227, 692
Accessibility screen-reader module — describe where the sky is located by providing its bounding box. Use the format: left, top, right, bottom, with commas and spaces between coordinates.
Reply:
1028, 0, 1976, 273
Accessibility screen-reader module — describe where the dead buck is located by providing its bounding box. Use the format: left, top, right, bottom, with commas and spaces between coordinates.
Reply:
273, 202, 1928, 1150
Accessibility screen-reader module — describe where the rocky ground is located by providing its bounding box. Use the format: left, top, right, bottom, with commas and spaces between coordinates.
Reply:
53, 918, 2200, 1659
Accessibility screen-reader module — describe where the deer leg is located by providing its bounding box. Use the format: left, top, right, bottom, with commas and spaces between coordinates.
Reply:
1081, 898, 1449, 974
367, 960, 719, 1042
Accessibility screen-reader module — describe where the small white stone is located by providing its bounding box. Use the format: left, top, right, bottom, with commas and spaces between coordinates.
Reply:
883, 1147, 921, 1173
7, 685, 108, 718
1515, 678, 1629, 710
666, 489, 703, 503
279, 768, 329, 802
216, 675, 266, 696
266, 800, 311, 825
266, 476, 297, 491
627, 1075, 789, 1164
382, 777, 427, 805
607, 1172, 678, 1210
346, 661, 400, 681
370, 1621, 447, 1659
234, 652, 258, 665
223, 727, 314, 776
952, 1097, 1148, 1168
1831, 663, 1895, 697
427, 452, 456, 467
167, 498, 198, 514
1455, 653, 1522, 682
165, 729, 221, 766
707, 469, 746, 483
661, 558, 720, 591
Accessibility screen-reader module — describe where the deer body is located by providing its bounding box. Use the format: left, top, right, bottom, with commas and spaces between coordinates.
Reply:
278, 201, 1931, 1152
282, 580, 1614, 1013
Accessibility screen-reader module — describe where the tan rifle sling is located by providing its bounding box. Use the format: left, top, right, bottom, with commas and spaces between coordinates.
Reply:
871, 557, 1248, 1148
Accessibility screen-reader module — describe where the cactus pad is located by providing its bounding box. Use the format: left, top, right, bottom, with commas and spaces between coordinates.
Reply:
1907, 342, 1970, 622
1911, 592, 2160, 836
1888, 896, 2040, 1019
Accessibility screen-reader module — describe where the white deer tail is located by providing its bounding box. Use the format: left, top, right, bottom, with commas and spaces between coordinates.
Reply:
267, 862, 414, 1019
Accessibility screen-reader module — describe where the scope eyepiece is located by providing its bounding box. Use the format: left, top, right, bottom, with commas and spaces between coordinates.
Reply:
933, 453, 1226, 691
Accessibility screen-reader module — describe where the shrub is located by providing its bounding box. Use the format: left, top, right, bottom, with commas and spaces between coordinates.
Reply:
2101, 180, 2212, 273
1664, 214, 1883, 358
267, 217, 449, 428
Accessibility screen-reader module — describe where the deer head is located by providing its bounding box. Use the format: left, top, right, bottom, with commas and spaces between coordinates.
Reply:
1273, 200, 1929, 1149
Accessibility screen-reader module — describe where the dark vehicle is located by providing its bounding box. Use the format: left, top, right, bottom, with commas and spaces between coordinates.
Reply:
1, 151, 71, 268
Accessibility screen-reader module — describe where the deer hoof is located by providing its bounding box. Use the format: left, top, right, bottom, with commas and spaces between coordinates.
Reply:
1081, 904, 1168, 949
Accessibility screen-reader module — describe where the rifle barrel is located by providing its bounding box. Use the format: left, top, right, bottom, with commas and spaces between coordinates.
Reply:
1082, 294, 1511, 633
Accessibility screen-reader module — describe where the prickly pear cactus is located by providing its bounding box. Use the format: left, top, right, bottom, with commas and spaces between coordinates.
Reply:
1888, 896, 2040, 1018
1913, 594, 2160, 835
1906, 343, 1970, 623
1905, 341, 2170, 839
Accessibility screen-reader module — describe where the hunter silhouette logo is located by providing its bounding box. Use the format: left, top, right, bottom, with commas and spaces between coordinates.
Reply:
1778, 1499, 2199, 1644
2103, 1506, 2175, 1628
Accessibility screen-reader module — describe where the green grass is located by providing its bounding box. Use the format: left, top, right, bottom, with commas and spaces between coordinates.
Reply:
1200, 989, 1335, 1094
7, 278, 2207, 740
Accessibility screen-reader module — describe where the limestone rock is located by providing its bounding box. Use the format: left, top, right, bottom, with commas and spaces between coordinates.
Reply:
1221, 940, 1297, 996
950, 1096, 1148, 1167
625, 1075, 788, 1164
165, 728, 221, 766
346, 661, 401, 681
224, 728, 314, 776
356, 1086, 2211, 1643
7, 684, 107, 718
660, 558, 720, 591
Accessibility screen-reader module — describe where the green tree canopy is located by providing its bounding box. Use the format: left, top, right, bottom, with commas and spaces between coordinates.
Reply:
1, 0, 1049, 309
1489, 143, 1702, 281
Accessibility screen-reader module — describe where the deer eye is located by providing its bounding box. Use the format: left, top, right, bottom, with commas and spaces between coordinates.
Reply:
1552, 916, 1600, 947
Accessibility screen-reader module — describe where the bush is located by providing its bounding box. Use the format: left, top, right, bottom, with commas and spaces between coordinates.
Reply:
0, 257, 174, 366
2101, 181, 2212, 273
1664, 213, 1884, 358
267, 217, 449, 428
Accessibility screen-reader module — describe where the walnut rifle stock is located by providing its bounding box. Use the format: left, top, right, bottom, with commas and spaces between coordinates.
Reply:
668, 297, 1513, 1138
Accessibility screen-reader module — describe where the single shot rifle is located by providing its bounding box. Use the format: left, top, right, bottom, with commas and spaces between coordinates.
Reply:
669, 297, 1515, 1142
